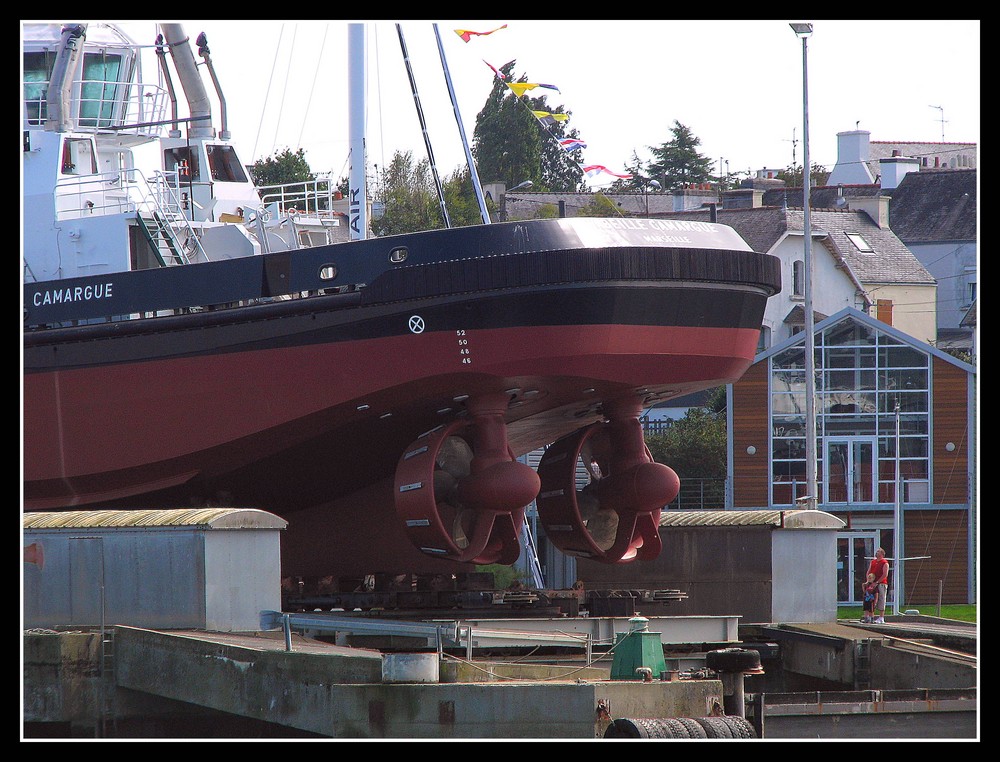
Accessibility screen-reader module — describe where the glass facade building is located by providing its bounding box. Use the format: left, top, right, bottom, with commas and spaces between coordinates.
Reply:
769, 315, 929, 509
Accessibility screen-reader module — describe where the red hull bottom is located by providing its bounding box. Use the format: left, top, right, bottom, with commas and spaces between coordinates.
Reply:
279, 477, 477, 578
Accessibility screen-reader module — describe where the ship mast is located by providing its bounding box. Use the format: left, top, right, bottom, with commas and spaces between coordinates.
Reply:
433, 23, 490, 225
348, 23, 368, 240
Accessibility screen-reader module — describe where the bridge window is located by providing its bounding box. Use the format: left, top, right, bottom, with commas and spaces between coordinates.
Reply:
78, 52, 124, 128
61, 137, 97, 175
23, 52, 55, 125
207, 144, 249, 183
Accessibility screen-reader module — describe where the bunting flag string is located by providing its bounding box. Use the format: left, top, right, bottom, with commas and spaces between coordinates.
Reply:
454, 25, 508, 42
582, 164, 633, 180
458, 23, 632, 186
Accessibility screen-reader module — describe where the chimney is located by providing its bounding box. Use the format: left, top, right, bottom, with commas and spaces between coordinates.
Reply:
827, 130, 875, 186
849, 195, 890, 228
673, 184, 720, 211
878, 156, 921, 190
721, 189, 764, 210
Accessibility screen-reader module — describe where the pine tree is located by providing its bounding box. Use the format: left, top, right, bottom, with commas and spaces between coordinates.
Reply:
646, 121, 714, 191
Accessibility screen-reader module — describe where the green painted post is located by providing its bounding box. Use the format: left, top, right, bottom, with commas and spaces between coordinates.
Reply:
610, 617, 666, 681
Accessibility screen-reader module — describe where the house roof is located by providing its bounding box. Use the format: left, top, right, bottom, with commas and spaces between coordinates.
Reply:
869, 140, 977, 179
648, 388, 714, 411
886, 168, 977, 242
936, 328, 974, 352
762, 184, 882, 210
960, 298, 977, 328
655, 206, 934, 286
783, 305, 828, 325
505, 191, 680, 218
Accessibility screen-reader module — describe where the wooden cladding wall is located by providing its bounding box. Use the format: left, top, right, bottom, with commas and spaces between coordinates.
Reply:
732, 361, 770, 507
932, 356, 971, 506
903, 509, 970, 604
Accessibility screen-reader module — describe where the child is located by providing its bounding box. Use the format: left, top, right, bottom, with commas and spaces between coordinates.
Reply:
861, 573, 876, 623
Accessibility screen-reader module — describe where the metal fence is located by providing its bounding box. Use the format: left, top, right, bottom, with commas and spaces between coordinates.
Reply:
666, 477, 727, 511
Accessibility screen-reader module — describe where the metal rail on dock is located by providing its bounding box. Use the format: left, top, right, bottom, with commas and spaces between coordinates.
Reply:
260, 611, 594, 661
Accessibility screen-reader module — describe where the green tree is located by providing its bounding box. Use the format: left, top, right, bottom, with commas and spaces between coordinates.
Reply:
575, 193, 620, 217
248, 147, 314, 187
441, 166, 488, 227
370, 150, 443, 236
645, 120, 715, 192
472, 62, 584, 193
645, 386, 727, 479
776, 162, 830, 189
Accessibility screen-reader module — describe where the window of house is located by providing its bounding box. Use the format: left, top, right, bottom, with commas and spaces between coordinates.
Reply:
792, 260, 804, 297
768, 316, 929, 508
846, 233, 874, 253
964, 267, 977, 306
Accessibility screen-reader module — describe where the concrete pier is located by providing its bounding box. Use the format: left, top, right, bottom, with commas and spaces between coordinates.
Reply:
24, 626, 723, 738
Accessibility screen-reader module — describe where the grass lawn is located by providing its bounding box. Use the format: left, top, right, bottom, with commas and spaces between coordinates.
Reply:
837, 604, 976, 622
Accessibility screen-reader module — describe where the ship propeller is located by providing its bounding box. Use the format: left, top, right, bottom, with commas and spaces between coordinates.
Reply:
394, 393, 540, 564
536, 397, 679, 563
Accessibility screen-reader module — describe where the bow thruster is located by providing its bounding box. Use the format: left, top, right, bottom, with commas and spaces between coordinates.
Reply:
394, 392, 541, 564
536, 397, 680, 563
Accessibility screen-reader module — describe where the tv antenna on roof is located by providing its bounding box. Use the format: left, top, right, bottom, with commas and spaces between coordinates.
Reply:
784, 127, 798, 168
929, 105, 948, 141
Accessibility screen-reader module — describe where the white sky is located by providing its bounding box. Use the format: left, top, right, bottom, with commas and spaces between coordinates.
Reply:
110, 19, 979, 187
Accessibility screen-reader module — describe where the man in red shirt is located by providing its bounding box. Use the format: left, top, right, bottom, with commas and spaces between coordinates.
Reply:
867, 548, 890, 623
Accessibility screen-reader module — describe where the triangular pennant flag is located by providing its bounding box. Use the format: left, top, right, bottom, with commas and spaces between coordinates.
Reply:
531, 110, 570, 126
506, 82, 561, 97
483, 59, 513, 81
455, 24, 508, 42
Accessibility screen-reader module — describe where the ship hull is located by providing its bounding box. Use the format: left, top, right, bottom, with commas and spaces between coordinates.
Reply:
23, 219, 780, 576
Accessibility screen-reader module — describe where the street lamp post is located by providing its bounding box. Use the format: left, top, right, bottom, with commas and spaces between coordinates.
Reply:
791, 22, 817, 511
644, 179, 660, 217
502, 180, 532, 221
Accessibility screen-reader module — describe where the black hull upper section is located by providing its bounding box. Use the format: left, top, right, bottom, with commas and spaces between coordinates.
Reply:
24, 218, 780, 331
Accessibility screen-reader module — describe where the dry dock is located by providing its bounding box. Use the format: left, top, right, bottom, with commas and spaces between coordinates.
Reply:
23, 614, 977, 739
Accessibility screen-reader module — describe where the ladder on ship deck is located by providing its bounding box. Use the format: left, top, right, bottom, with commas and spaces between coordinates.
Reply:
138, 210, 189, 266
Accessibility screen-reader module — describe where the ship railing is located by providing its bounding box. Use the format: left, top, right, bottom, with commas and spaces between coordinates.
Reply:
54, 170, 140, 219
258, 176, 342, 218
53, 168, 207, 264
23, 77, 170, 137
258, 177, 347, 249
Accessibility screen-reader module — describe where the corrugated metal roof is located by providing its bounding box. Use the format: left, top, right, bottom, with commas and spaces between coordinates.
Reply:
659, 510, 844, 529
23, 508, 287, 530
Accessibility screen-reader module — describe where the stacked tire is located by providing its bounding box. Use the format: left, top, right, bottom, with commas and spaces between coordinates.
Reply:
604, 715, 756, 739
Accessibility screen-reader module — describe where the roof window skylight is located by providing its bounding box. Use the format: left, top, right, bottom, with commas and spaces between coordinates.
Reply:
846, 233, 874, 253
